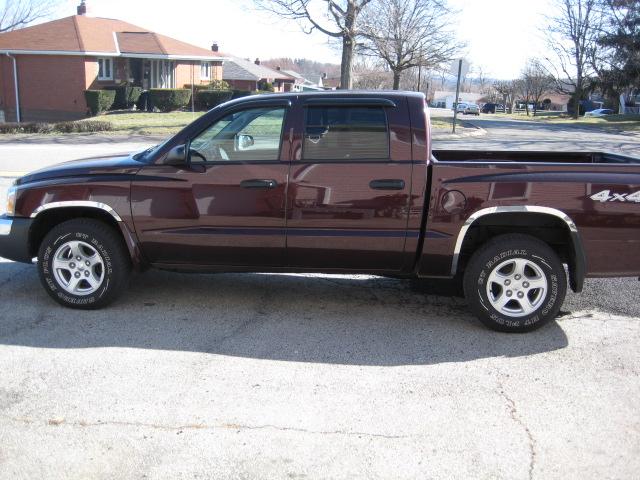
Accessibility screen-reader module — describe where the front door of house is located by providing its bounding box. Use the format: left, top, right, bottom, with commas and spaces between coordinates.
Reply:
128, 58, 144, 87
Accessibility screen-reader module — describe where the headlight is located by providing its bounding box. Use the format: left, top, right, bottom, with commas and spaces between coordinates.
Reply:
6, 184, 17, 216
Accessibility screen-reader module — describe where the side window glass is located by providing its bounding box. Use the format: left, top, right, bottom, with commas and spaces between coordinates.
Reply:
190, 107, 285, 162
303, 106, 389, 161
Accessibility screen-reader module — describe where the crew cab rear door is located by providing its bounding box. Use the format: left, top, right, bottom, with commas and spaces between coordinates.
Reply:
131, 100, 291, 267
286, 96, 414, 271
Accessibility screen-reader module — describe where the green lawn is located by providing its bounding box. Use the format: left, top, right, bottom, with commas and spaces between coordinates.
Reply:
430, 116, 453, 129
494, 112, 640, 131
82, 111, 206, 135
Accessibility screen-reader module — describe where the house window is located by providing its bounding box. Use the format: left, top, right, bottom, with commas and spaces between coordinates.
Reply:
150, 60, 175, 88
201, 62, 211, 80
97, 58, 113, 81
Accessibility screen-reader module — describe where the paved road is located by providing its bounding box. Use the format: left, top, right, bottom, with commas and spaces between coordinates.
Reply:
0, 120, 639, 479
433, 110, 640, 156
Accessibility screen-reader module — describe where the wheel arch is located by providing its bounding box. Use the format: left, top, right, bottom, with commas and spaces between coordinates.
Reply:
452, 206, 586, 292
28, 202, 141, 268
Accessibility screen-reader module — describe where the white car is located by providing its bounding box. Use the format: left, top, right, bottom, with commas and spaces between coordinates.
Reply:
455, 102, 480, 115
585, 108, 614, 117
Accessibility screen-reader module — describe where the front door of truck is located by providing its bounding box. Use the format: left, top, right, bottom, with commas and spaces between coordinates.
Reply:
286, 97, 414, 271
131, 102, 290, 267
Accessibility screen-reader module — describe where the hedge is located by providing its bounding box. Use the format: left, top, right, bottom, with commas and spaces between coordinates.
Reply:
183, 84, 211, 92
55, 121, 113, 133
196, 90, 233, 110
84, 89, 116, 116
149, 88, 192, 112
0, 122, 54, 134
0, 120, 113, 134
105, 84, 143, 109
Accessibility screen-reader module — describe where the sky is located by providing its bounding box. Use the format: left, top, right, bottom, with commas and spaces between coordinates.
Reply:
52, 0, 555, 80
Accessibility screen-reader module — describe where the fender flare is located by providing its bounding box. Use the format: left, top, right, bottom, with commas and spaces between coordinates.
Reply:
30, 201, 144, 269
451, 206, 586, 292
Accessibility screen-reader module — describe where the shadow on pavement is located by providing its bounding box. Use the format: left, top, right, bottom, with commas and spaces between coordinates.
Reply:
0, 262, 570, 366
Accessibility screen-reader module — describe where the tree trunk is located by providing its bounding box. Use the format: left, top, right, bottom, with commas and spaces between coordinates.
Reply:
340, 34, 354, 89
572, 87, 581, 119
338, 1, 360, 90
392, 70, 401, 90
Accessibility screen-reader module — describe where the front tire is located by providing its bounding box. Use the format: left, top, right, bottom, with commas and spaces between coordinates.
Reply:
463, 234, 567, 332
37, 219, 131, 309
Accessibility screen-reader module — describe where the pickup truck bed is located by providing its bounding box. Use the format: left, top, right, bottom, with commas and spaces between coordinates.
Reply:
0, 90, 638, 332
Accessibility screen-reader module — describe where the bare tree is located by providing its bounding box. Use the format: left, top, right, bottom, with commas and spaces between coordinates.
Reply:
541, 0, 602, 118
519, 60, 555, 115
0, 0, 59, 32
352, 57, 391, 89
359, 0, 461, 90
493, 80, 519, 113
474, 65, 491, 94
253, 0, 374, 89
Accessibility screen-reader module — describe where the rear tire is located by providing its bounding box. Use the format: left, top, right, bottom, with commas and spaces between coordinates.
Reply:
463, 234, 567, 332
37, 219, 130, 309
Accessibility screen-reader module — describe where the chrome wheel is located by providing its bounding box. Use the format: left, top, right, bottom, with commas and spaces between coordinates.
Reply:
52, 240, 105, 296
485, 257, 547, 318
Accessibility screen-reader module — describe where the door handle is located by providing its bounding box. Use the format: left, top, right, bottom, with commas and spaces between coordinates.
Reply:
240, 179, 278, 189
369, 179, 405, 190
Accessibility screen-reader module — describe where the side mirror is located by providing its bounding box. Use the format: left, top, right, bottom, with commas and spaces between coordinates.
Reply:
162, 144, 187, 165
235, 134, 254, 151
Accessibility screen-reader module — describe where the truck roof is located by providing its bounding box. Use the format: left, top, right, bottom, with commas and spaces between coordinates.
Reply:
224, 89, 425, 106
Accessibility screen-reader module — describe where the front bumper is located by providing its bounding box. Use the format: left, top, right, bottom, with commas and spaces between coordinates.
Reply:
0, 215, 33, 263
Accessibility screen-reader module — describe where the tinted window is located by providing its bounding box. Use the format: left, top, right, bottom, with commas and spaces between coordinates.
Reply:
303, 106, 389, 161
190, 107, 285, 162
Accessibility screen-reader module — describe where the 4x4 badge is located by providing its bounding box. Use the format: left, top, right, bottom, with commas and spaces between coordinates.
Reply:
590, 189, 640, 203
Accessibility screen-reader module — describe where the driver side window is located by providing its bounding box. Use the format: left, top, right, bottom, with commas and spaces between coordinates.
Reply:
189, 107, 286, 162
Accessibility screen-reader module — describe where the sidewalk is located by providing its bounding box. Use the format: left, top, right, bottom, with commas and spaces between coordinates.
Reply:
0, 133, 165, 145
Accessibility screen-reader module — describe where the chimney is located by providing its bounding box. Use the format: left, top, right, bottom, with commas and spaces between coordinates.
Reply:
254, 58, 260, 66
211, 41, 219, 52
77, 0, 87, 15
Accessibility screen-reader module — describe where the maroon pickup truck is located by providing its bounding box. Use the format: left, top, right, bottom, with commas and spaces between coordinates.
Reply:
1, 91, 639, 332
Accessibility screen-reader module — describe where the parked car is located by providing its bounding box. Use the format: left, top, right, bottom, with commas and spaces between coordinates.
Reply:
585, 108, 614, 117
1, 91, 639, 332
455, 102, 480, 115
481, 103, 504, 114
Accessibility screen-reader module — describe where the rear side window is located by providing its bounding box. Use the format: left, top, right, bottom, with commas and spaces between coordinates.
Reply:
303, 106, 389, 161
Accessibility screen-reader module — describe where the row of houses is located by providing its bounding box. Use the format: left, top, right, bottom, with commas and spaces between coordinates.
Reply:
0, 1, 333, 122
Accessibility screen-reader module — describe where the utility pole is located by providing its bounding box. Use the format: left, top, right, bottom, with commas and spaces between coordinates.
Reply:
452, 59, 462, 134
416, 48, 423, 92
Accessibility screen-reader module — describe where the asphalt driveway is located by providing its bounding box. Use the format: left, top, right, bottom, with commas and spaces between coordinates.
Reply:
0, 262, 639, 479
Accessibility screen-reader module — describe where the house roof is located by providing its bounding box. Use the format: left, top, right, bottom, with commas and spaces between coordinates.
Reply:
0, 15, 223, 60
281, 69, 305, 81
222, 57, 294, 82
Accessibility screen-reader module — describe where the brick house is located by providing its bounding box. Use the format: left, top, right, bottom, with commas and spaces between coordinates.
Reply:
222, 57, 295, 93
0, 4, 224, 122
